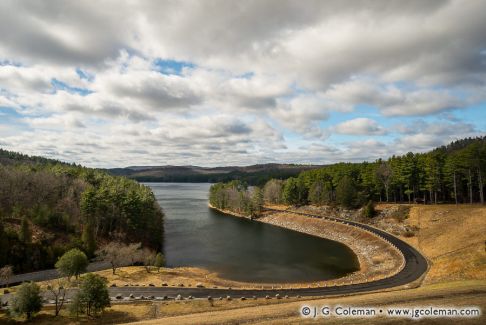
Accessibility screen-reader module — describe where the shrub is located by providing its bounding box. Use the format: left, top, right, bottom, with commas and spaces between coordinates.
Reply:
11, 282, 43, 320
55, 248, 88, 280
362, 200, 376, 218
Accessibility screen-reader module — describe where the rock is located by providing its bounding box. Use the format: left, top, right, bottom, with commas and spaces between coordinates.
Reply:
149, 295, 155, 300
196, 283, 204, 288
265, 295, 270, 299
296, 295, 301, 298
207, 296, 213, 301
240, 297, 246, 301
176, 294, 183, 301
178, 283, 184, 287
284, 295, 289, 299
124, 284, 129, 287
161, 283, 168, 286
3, 289, 9, 294
163, 295, 168, 300
226, 295, 232, 301
188, 295, 194, 300
219, 297, 223, 300
275, 294, 281, 299
129, 293, 135, 299
149, 283, 155, 287
253, 296, 257, 300
116, 294, 123, 300
110, 283, 117, 287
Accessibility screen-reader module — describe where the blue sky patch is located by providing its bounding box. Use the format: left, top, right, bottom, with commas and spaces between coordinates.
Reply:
152, 59, 196, 75
51, 79, 93, 96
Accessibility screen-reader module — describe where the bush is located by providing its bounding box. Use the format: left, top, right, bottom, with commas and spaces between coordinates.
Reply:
11, 282, 43, 320
55, 248, 88, 280
362, 200, 376, 218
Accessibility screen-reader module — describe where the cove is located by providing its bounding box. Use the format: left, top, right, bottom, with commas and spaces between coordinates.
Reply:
148, 182, 360, 283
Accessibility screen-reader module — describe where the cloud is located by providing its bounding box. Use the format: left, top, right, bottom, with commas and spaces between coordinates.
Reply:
0, 1, 485, 166
334, 118, 386, 135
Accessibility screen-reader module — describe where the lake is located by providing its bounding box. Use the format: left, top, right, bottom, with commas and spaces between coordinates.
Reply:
148, 182, 359, 283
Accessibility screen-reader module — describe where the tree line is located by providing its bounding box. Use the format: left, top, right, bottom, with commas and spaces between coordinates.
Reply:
209, 137, 486, 214
209, 181, 263, 218
0, 149, 165, 273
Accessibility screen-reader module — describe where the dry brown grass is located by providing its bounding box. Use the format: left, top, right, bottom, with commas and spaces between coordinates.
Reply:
124, 280, 486, 325
402, 204, 486, 284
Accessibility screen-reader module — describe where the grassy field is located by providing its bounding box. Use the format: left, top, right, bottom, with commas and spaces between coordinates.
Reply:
1, 204, 484, 324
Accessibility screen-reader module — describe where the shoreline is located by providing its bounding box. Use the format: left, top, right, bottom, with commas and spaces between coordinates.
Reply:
209, 203, 405, 286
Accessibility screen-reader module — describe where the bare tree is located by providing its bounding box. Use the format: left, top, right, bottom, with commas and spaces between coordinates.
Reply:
263, 179, 284, 204
141, 248, 156, 273
0, 265, 13, 288
46, 278, 67, 316
96, 242, 143, 274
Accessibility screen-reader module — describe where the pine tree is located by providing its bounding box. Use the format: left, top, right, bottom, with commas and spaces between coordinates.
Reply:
82, 222, 96, 258
19, 217, 32, 244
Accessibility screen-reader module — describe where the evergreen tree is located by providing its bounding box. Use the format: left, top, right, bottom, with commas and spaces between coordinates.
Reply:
336, 175, 357, 208
82, 222, 96, 257
154, 253, 165, 272
19, 217, 32, 244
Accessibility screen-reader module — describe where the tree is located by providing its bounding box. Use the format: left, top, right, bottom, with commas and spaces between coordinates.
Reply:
154, 253, 165, 273
0, 265, 13, 288
55, 248, 89, 280
82, 221, 96, 258
336, 175, 358, 208
46, 278, 67, 316
96, 242, 142, 274
308, 180, 332, 205
70, 273, 110, 317
19, 217, 32, 244
141, 248, 156, 273
263, 179, 284, 204
376, 161, 392, 202
11, 282, 42, 320
251, 187, 264, 216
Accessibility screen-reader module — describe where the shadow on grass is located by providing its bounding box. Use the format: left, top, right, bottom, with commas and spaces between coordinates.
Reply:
0, 309, 140, 324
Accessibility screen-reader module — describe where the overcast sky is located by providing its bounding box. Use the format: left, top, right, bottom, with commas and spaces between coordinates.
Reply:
0, 0, 485, 167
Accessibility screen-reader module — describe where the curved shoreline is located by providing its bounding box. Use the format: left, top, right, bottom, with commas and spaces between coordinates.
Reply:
209, 203, 406, 287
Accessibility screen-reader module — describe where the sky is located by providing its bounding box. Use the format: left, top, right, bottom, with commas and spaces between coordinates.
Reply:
0, 0, 485, 168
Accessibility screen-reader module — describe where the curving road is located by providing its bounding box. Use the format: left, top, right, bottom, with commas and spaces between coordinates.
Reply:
100, 209, 428, 299
1, 208, 428, 303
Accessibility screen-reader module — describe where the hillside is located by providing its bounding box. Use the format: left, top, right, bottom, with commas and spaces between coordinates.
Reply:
0, 149, 164, 274
107, 164, 322, 185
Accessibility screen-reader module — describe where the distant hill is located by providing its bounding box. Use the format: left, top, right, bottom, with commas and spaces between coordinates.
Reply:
107, 164, 323, 186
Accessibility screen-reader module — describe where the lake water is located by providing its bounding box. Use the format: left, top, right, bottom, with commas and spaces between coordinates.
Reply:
148, 183, 359, 283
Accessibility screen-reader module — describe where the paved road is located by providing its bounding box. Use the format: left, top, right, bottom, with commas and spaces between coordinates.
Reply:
1, 208, 428, 303
0, 261, 117, 287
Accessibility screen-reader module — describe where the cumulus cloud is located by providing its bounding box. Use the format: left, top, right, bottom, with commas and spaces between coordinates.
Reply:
334, 118, 386, 135
0, 0, 485, 166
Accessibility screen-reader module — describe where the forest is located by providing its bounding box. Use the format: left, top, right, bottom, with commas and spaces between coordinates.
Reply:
209, 136, 486, 215
0, 149, 164, 273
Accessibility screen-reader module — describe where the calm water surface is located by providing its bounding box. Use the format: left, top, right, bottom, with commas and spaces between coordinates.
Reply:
147, 183, 359, 283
